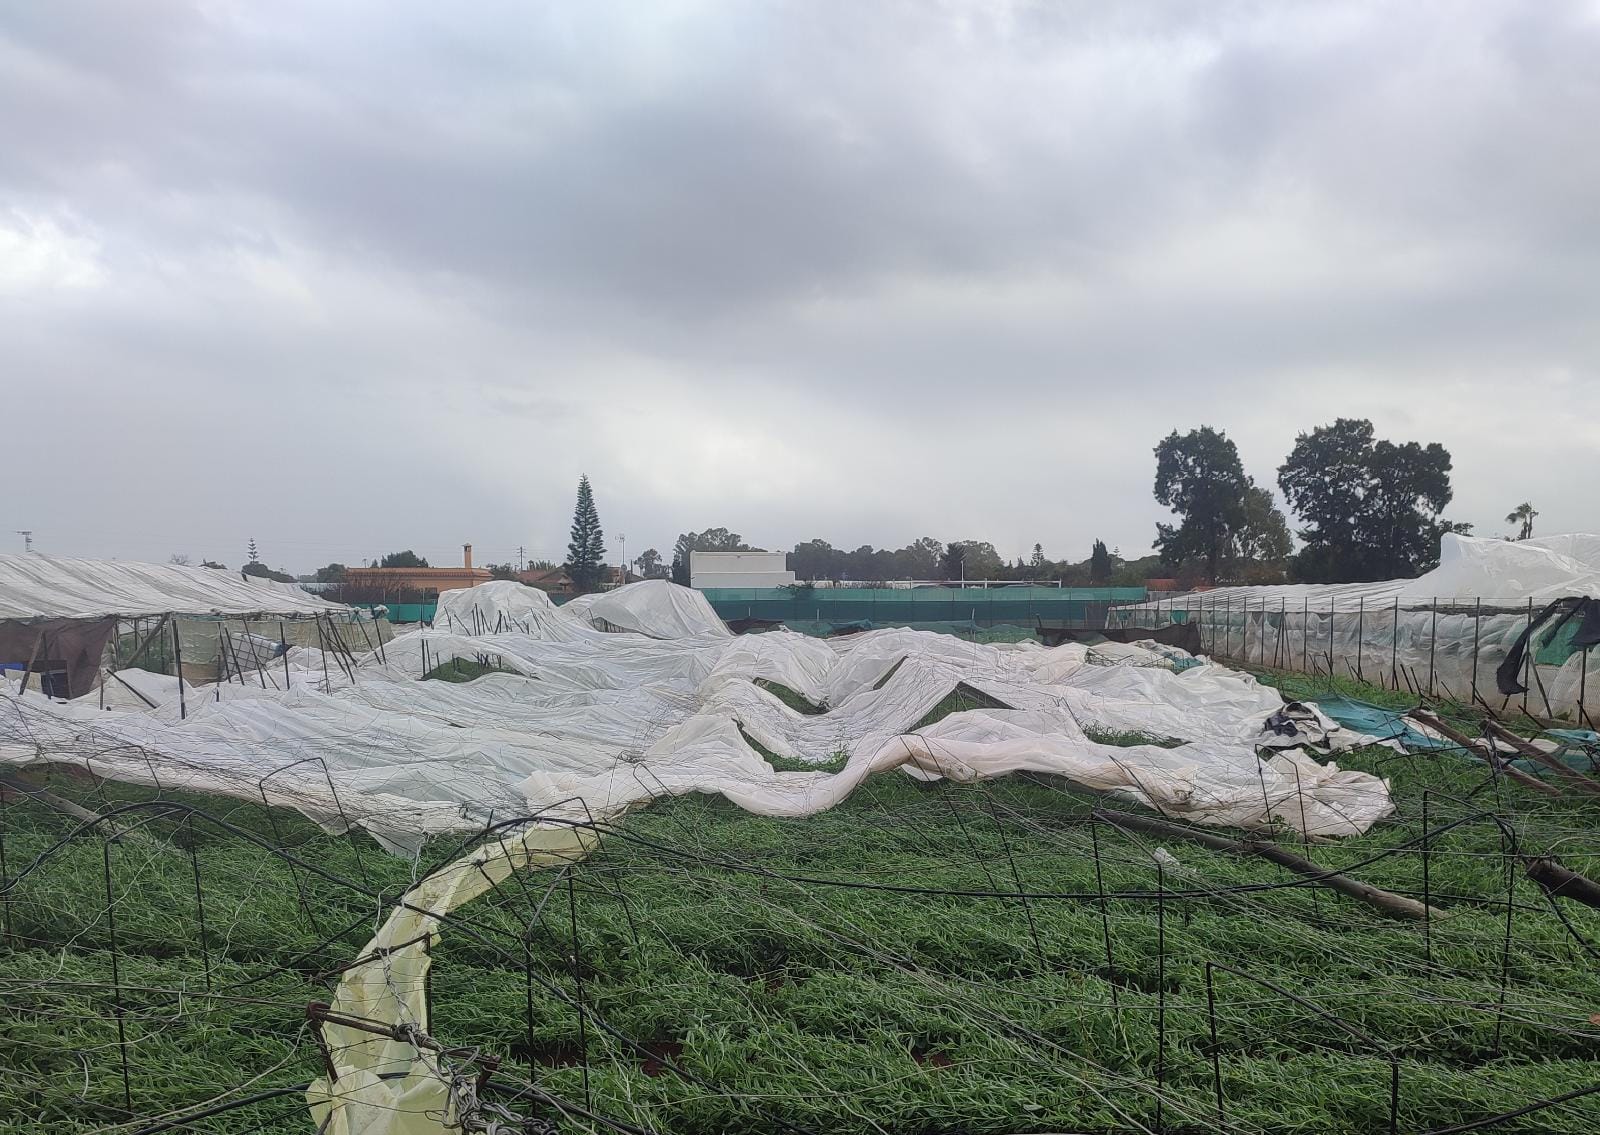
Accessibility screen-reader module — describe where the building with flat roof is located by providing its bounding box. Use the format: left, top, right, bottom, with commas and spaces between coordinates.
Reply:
690, 550, 795, 589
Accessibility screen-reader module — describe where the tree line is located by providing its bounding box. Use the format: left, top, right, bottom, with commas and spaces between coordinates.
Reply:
662, 529, 1149, 587
293, 424, 1536, 595
1153, 417, 1489, 586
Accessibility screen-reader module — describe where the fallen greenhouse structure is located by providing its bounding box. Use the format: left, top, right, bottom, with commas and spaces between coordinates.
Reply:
1, 569, 1598, 1134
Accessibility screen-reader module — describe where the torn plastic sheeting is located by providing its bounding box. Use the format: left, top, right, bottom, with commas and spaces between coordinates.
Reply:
306, 823, 598, 1135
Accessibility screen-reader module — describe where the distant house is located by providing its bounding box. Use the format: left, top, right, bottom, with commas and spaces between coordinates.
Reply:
344, 544, 492, 595
518, 566, 573, 595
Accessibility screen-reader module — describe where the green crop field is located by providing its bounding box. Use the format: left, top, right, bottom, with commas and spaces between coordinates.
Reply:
2, 709, 1599, 1134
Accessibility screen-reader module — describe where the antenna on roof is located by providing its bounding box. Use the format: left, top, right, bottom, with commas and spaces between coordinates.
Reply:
16, 531, 33, 554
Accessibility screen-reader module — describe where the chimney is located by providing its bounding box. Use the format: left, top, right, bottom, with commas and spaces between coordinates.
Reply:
463, 543, 473, 571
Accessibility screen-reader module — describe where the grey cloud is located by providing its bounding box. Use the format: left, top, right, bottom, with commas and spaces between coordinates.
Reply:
2, 1, 1597, 571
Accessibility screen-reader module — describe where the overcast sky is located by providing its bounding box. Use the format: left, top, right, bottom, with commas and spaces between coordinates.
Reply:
4, 1, 1597, 574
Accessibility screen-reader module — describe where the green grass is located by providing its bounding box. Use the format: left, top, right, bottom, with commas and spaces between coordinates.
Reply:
3, 746, 1600, 1134
910, 684, 1011, 731
737, 725, 850, 773
424, 656, 516, 682
753, 679, 827, 714
1082, 726, 1186, 748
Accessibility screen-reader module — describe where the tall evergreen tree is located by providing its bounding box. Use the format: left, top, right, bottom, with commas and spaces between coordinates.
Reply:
1089, 539, 1112, 584
565, 475, 606, 592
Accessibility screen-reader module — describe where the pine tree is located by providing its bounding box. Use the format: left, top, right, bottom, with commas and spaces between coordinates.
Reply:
565, 475, 606, 593
1089, 539, 1112, 584
247, 538, 260, 564
1030, 543, 1047, 572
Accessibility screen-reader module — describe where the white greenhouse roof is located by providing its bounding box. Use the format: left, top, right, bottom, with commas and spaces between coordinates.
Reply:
0, 553, 348, 622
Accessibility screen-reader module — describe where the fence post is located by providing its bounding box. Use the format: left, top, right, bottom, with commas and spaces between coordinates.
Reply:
171, 619, 186, 720
1356, 596, 1365, 681
1522, 598, 1533, 717
1391, 599, 1400, 691
103, 841, 133, 1112
1580, 644, 1592, 728
1428, 598, 1439, 696
1327, 597, 1336, 678
1471, 600, 1482, 708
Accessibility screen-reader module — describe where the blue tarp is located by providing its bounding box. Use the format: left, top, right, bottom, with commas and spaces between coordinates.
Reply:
1312, 695, 1600, 775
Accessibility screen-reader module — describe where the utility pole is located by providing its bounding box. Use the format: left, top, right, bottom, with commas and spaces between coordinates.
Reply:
16, 531, 33, 554
518, 545, 524, 573
618, 533, 626, 585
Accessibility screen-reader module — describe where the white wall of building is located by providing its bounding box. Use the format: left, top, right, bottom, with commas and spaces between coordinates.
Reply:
690, 550, 796, 589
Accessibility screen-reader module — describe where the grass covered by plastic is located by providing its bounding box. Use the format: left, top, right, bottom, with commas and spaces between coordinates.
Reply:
2, 747, 1599, 1133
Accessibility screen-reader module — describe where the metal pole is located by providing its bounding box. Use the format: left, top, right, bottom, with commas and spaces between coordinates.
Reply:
1327, 596, 1336, 677
171, 619, 186, 720
1471, 599, 1482, 707
1302, 596, 1309, 674
1580, 643, 1592, 728
1428, 598, 1438, 696
103, 842, 133, 1111
1356, 596, 1365, 681
1522, 598, 1533, 716
1391, 599, 1400, 691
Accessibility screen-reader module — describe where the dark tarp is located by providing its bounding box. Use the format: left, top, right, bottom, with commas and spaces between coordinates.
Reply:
0, 617, 118, 700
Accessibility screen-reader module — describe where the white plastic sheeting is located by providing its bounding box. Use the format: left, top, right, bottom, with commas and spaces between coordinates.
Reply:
0, 553, 343, 621
1110, 533, 1600, 719
0, 578, 1399, 1135
1, 580, 1391, 855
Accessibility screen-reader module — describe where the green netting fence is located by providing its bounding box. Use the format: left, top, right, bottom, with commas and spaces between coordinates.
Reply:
702, 586, 1146, 627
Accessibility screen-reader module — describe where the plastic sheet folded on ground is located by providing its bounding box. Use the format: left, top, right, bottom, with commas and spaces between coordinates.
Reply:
3, 581, 1395, 854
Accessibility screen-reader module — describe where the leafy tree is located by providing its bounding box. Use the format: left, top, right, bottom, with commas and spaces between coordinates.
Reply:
940, 540, 1002, 580
670, 528, 756, 585
1152, 427, 1250, 581
1364, 439, 1453, 578
1231, 482, 1293, 577
565, 475, 606, 593
379, 550, 430, 568
789, 538, 839, 581
1278, 418, 1456, 582
168, 553, 191, 566
635, 548, 666, 578
700, 527, 753, 551
896, 536, 944, 579
1505, 502, 1538, 541
485, 563, 517, 580
1089, 539, 1112, 584
314, 563, 347, 583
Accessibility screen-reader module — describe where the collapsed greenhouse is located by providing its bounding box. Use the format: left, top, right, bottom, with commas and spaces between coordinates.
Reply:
2, 558, 1598, 1134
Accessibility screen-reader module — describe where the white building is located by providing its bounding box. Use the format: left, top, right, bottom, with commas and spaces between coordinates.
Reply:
690, 550, 796, 589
